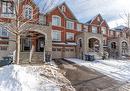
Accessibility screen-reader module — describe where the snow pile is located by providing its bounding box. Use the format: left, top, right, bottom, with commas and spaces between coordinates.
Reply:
0, 64, 75, 91
66, 58, 130, 82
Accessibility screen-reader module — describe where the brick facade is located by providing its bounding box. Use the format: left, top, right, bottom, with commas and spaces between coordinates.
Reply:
0, 0, 130, 61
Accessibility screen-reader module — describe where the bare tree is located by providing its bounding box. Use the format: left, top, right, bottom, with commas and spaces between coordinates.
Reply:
120, 11, 130, 28
1, 0, 57, 64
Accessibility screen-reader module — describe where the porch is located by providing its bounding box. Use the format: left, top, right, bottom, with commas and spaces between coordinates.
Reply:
19, 31, 47, 64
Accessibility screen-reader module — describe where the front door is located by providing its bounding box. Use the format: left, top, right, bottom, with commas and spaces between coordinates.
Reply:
21, 38, 32, 52
37, 37, 45, 52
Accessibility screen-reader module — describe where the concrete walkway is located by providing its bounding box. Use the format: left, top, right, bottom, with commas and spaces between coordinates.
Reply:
54, 59, 129, 91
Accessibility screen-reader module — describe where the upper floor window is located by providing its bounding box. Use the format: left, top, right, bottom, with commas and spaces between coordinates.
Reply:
61, 5, 66, 12
77, 24, 82, 31
52, 30, 61, 41
97, 17, 100, 22
66, 32, 74, 40
0, 27, 9, 37
52, 15, 61, 26
101, 27, 107, 34
92, 26, 97, 33
39, 15, 46, 25
66, 21, 74, 30
23, 5, 33, 19
110, 31, 114, 36
2, 1, 14, 14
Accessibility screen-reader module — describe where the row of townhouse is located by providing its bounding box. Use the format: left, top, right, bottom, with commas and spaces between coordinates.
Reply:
0, 0, 130, 63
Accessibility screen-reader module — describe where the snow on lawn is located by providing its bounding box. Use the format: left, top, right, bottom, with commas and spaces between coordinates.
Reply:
0, 64, 75, 91
66, 58, 130, 82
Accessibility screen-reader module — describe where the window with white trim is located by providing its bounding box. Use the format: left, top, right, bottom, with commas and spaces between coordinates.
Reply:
92, 26, 97, 33
52, 15, 61, 26
0, 46, 8, 50
2, 1, 14, 14
23, 5, 33, 19
66, 32, 74, 40
97, 17, 100, 22
39, 15, 46, 25
101, 27, 107, 34
77, 24, 81, 31
0, 27, 9, 37
61, 5, 66, 12
52, 30, 61, 41
66, 21, 74, 30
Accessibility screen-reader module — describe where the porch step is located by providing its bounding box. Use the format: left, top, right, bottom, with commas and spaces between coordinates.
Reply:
20, 52, 45, 64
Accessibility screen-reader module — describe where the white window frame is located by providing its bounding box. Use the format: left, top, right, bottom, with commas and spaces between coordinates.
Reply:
61, 5, 66, 12
97, 17, 100, 22
66, 32, 74, 40
23, 5, 33, 19
92, 26, 97, 33
0, 27, 9, 37
101, 27, 107, 34
39, 15, 46, 25
2, 1, 14, 14
52, 15, 61, 26
66, 21, 74, 30
52, 30, 61, 41
77, 24, 81, 31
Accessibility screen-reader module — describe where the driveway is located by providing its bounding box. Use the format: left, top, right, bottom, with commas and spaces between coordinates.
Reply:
54, 59, 129, 91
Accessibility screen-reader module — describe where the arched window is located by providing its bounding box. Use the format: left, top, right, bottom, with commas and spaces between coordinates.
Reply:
52, 15, 61, 26
23, 5, 33, 19
111, 42, 116, 49
122, 41, 128, 55
61, 5, 66, 12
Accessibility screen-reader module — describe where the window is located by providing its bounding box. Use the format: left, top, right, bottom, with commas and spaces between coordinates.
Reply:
83, 25, 88, 32
57, 48, 61, 51
23, 5, 33, 19
70, 49, 74, 52
102, 27, 107, 34
52, 30, 61, 41
66, 32, 74, 40
2, 1, 14, 14
52, 15, 61, 26
111, 42, 116, 49
61, 5, 66, 12
110, 31, 114, 36
0, 27, 9, 37
39, 15, 46, 25
52, 48, 56, 51
97, 17, 100, 22
0, 46, 8, 50
66, 49, 69, 51
92, 26, 97, 33
77, 24, 81, 31
66, 21, 74, 30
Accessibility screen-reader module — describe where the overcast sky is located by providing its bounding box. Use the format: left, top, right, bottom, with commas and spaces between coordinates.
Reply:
65, 0, 130, 28
34, 0, 130, 28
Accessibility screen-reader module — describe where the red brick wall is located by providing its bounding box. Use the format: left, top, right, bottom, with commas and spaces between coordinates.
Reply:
46, 4, 82, 43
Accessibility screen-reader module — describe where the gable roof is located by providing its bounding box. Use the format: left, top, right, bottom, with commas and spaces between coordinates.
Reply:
45, 2, 78, 21
111, 25, 128, 32
85, 14, 103, 25
100, 20, 109, 28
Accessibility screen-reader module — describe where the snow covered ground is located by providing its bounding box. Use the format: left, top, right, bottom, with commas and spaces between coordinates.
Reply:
0, 64, 75, 91
66, 58, 130, 83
